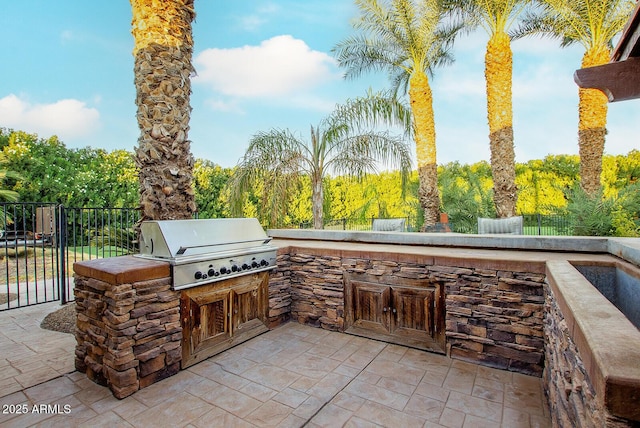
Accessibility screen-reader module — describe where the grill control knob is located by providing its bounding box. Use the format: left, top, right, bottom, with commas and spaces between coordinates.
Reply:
220, 267, 228, 274
231, 265, 239, 272
251, 261, 259, 268
242, 263, 250, 270
260, 259, 269, 266
194, 271, 203, 280
208, 268, 216, 277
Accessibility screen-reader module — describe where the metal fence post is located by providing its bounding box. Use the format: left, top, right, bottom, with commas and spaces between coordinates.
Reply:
57, 205, 68, 304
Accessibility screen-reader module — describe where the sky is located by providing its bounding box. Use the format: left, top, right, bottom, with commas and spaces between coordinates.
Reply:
1, 1, 638, 169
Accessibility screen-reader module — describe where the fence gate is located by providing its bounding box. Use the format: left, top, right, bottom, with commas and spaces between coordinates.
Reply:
0, 203, 140, 311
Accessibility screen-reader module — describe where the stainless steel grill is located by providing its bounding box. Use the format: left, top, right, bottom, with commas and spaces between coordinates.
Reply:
136, 218, 277, 290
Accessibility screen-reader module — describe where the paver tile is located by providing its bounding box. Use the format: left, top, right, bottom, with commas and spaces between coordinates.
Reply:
127, 391, 211, 427
245, 400, 293, 427
344, 380, 410, 411
438, 407, 466, 428
272, 387, 309, 408
309, 403, 354, 427
446, 391, 503, 423
242, 364, 301, 391
354, 400, 426, 427
442, 366, 476, 395
205, 384, 262, 418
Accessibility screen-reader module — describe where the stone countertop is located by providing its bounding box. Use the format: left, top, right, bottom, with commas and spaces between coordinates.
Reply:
268, 229, 640, 265
73, 255, 170, 285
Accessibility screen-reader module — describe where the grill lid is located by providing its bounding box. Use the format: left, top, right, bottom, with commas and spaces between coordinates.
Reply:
138, 218, 272, 259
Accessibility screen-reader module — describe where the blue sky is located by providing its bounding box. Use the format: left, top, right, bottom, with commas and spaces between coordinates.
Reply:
1, 1, 638, 169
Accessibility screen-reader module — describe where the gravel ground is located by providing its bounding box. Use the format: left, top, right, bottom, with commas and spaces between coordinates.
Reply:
40, 303, 76, 334
0, 293, 17, 305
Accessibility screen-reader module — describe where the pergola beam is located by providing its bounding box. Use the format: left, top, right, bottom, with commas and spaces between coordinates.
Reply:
574, 2, 640, 102
574, 57, 640, 102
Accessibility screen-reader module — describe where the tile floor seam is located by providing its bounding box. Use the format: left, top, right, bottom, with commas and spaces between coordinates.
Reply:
300, 340, 390, 427
9, 369, 75, 399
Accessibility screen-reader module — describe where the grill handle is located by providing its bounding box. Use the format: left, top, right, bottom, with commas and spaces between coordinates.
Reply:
176, 237, 273, 256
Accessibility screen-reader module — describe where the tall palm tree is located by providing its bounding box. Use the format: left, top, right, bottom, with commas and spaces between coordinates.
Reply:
447, 0, 529, 218
227, 92, 413, 229
514, 0, 634, 196
332, 0, 460, 230
130, 0, 197, 221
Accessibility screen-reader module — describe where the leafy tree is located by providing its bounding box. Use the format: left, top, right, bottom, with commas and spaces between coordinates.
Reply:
514, 0, 635, 195
446, 0, 528, 218
332, 0, 461, 229
567, 185, 640, 236
192, 159, 232, 219
1, 130, 77, 203
0, 129, 138, 207
439, 161, 495, 232
227, 92, 413, 229
515, 155, 578, 214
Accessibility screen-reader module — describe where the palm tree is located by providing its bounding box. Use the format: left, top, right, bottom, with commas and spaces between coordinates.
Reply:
227, 92, 413, 229
332, 0, 460, 230
514, 0, 634, 196
447, 0, 529, 218
130, 0, 197, 221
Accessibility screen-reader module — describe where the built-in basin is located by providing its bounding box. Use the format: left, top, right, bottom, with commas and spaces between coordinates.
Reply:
571, 261, 640, 329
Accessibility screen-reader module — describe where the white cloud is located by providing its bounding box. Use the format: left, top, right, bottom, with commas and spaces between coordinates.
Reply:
0, 94, 100, 140
60, 29, 74, 43
236, 3, 280, 31
205, 98, 245, 114
193, 35, 339, 98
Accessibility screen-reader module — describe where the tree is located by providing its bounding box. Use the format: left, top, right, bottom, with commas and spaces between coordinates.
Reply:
332, 0, 460, 230
514, 0, 635, 196
447, 0, 528, 218
130, 0, 196, 221
192, 160, 232, 219
227, 92, 413, 229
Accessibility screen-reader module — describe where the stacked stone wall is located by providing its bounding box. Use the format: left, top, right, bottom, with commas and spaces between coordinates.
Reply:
277, 249, 546, 376
544, 283, 634, 427
74, 270, 181, 399
267, 253, 292, 328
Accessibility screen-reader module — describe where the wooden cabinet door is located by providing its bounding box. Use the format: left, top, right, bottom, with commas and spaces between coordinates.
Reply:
181, 272, 270, 368
390, 286, 434, 340
344, 273, 446, 354
350, 280, 391, 335
231, 273, 269, 340
181, 285, 231, 368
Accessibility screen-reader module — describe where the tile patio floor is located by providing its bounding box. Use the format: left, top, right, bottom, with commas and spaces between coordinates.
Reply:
0, 302, 551, 427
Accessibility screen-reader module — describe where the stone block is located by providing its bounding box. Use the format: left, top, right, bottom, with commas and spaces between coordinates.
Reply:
139, 362, 180, 389
106, 366, 138, 387
139, 354, 166, 377
111, 382, 140, 400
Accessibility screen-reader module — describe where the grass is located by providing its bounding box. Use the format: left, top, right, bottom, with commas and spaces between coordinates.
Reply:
0, 245, 131, 284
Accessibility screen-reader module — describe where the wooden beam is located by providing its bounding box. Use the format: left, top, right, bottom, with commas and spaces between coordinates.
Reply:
612, 2, 640, 61
574, 57, 640, 102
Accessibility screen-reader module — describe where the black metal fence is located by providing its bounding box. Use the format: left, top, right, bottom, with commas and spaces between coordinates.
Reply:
299, 214, 572, 235
0, 203, 572, 311
0, 203, 140, 311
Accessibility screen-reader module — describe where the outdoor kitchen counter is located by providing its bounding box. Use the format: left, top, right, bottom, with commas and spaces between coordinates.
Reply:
269, 230, 640, 423
269, 235, 619, 268
73, 255, 170, 285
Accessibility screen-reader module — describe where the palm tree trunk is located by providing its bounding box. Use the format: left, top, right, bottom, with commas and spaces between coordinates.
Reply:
486, 32, 517, 218
130, 0, 196, 221
311, 172, 324, 229
409, 71, 440, 230
578, 46, 610, 196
